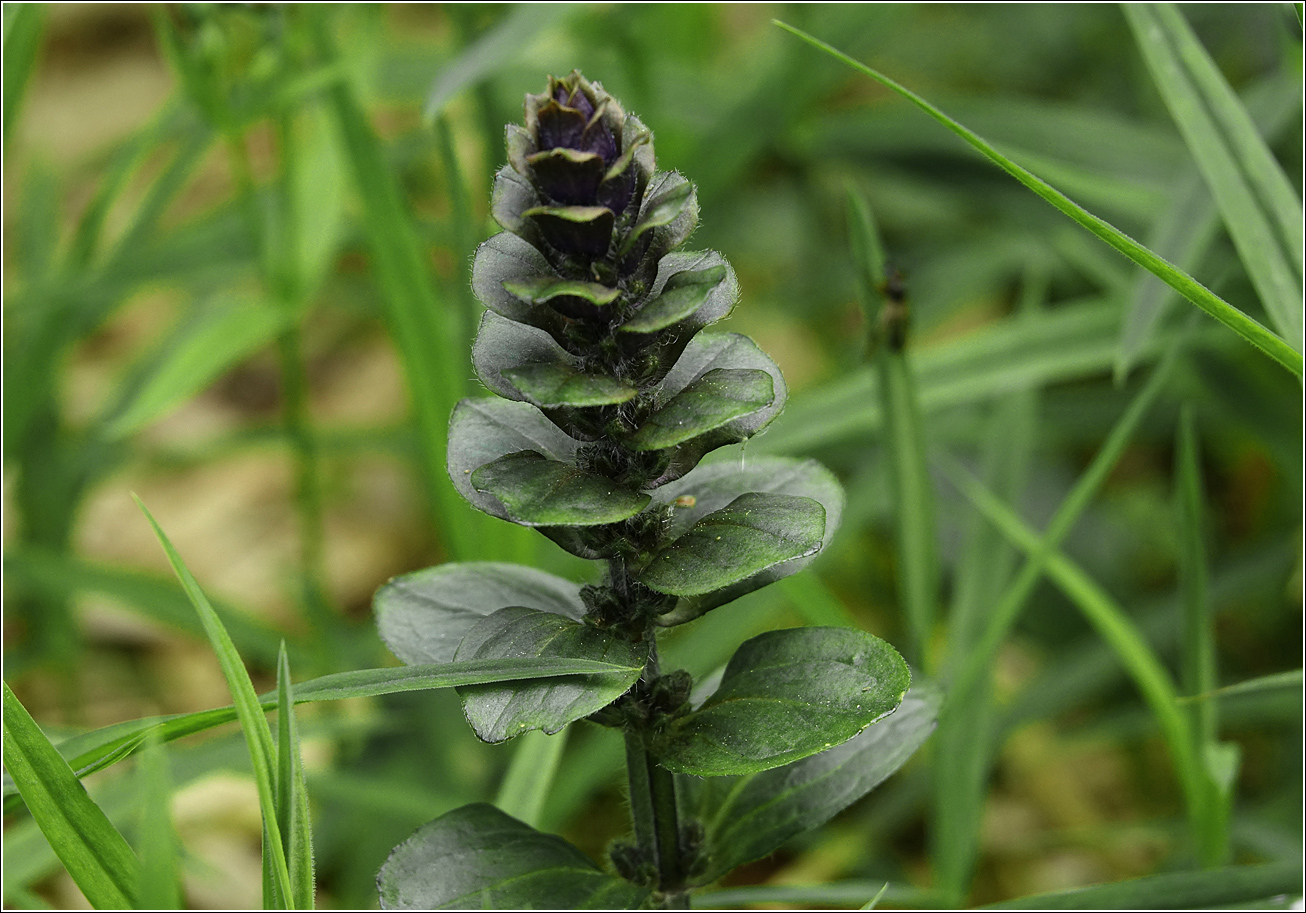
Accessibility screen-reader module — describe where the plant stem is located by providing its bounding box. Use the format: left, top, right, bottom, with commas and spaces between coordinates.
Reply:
623, 643, 689, 908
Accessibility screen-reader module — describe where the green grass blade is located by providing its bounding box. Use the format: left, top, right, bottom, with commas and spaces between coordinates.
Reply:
276, 644, 316, 909
309, 12, 475, 559
134, 732, 180, 910
979, 861, 1302, 909
1181, 668, 1304, 703
940, 459, 1207, 848
133, 497, 294, 908
762, 295, 1200, 456
2, 656, 645, 808
2, 683, 139, 909
777, 573, 861, 628
1174, 406, 1232, 865
945, 344, 1181, 718
773, 20, 1302, 378
422, 5, 577, 122
494, 728, 569, 829
1176, 407, 1216, 742
693, 882, 945, 909
1124, 5, 1303, 350
848, 190, 940, 665
2, 2, 45, 154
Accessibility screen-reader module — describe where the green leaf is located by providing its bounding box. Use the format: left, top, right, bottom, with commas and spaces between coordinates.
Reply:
620, 171, 698, 256
378, 803, 650, 910
423, 5, 577, 120
774, 20, 1302, 378
105, 294, 294, 440
495, 728, 569, 830
133, 732, 179, 910
4, 658, 637, 809
655, 457, 845, 624
980, 861, 1302, 910
649, 332, 788, 473
472, 312, 636, 408
472, 231, 560, 327
621, 264, 729, 334
629, 368, 774, 451
501, 275, 621, 308
134, 498, 294, 908
656, 627, 910, 776
447, 397, 581, 522
523, 205, 615, 257
691, 683, 939, 883
471, 451, 651, 527
275, 645, 315, 910
313, 14, 474, 557
641, 493, 825, 599
2, 3, 44, 154
1124, 5, 1303, 350
2, 683, 140, 909
454, 607, 648, 743
628, 250, 739, 339
376, 562, 584, 666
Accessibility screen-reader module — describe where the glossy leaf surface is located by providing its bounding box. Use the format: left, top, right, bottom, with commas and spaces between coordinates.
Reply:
656, 627, 911, 775
472, 312, 636, 408
379, 803, 650, 910
691, 683, 939, 882
621, 263, 729, 334
655, 457, 846, 622
454, 607, 647, 742
641, 492, 825, 598
375, 562, 583, 666
629, 368, 773, 451
471, 451, 650, 527
447, 398, 580, 521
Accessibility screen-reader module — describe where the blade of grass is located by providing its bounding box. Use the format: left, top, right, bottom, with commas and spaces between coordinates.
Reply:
134, 496, 293, 908
931, 271, 1044, 904
2, 683, 140, 909
2, 2, 45, 153
760, 294, 1221, 457
944, 342, 1182, 719
494, 728, 569, 829
1181, 668, 1304, 703
309, 11, 476, 559
1124, 5, 1303, 350
773, 20, 1302, 378
979, 861, 1302, 910
777, 572, 861, 628
134, 732, 180, 910
1116, 75, 1300, 381
939, 458, 1208, 854
848, 190, 940, 666
276, 644, 316, 909
693, 882, 945, 909
422, 4, 577, 122
1175, 407, 1235, 865
3, 655, 646, 810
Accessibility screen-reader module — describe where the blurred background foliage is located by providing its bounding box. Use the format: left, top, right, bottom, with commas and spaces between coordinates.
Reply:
2, 3, 1301, 909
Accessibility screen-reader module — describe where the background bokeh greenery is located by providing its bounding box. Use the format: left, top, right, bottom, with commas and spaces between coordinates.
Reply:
3, 4, 1301, 909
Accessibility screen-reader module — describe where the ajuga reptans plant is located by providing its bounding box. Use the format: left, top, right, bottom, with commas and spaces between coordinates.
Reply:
373, 72, 927, 909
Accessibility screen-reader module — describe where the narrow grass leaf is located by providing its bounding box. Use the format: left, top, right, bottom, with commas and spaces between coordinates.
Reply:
776, 573, 860, 629
310, 12, 476, 559
940, 459, 1207, 843
3, 657, 644, 807
2, 3, 45, 153
276, 644, 316, 909
774, 20, 1302, 378
134, 497, 293, 907
106, 294, 294, 440
980, 861, 1302, 910
848, 190, 941, 666
134, 732, 180, 910
1180, 668, 1303, 703
423, 5, 577, 121
2, 682, 139, 909
1125, 5, 1302, 348
494, 728, 570, 829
